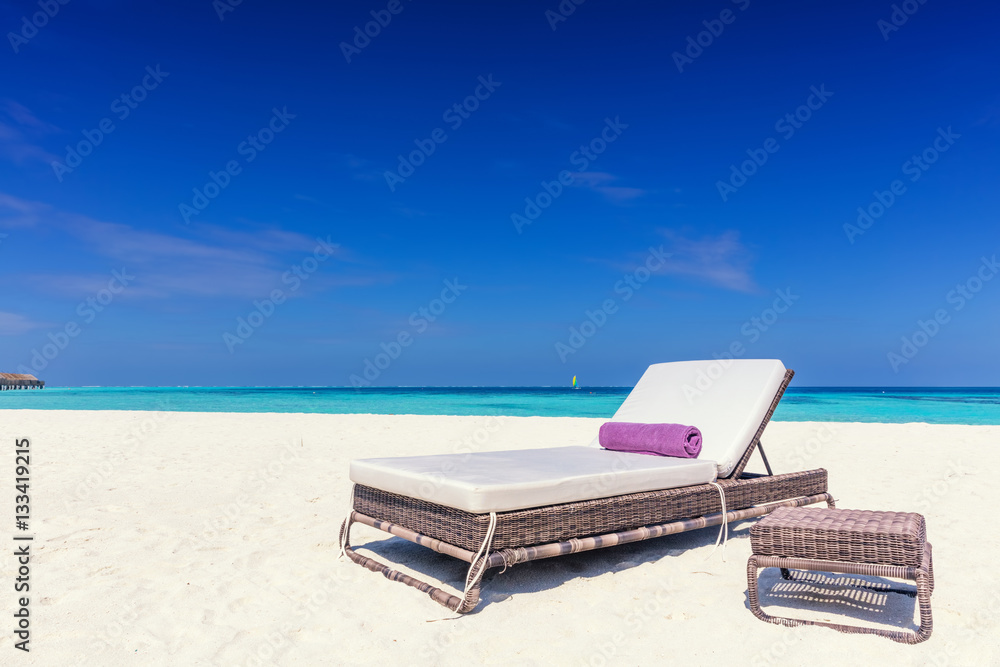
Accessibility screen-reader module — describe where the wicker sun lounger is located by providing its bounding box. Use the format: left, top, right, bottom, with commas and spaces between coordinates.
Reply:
339, 360, 834, 613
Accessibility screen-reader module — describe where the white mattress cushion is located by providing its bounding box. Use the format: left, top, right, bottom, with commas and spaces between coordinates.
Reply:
350, 446, 718, 513
592, 359, 787, 477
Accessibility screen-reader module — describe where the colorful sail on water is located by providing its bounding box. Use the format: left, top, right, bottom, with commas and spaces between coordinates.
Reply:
572, 375, 577, 388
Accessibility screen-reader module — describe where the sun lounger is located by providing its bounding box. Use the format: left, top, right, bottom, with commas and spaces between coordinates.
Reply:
339, 359, 834, 613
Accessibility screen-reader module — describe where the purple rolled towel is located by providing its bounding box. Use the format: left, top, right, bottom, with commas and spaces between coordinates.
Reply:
599, 422, 702, 458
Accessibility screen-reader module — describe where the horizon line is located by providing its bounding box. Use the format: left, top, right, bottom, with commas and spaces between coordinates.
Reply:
8, 385, 1000, 390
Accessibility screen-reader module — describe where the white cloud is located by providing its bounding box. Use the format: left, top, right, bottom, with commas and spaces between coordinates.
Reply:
0, 193, 360, 300
0, 311, 48, 335
568, 171, 646, 204
655, 229, 758, 293
0, 101, 60, 167
0, 192, 49, 228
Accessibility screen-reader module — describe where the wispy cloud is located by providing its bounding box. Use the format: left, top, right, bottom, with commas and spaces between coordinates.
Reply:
0, 193, 368, 300
0, 193, 48, 227
292, 193, 331, 207
592, 229, 757, 293
3, 101, 58, 133
596, 186, 645, 203
17, 272, 165, 300
655, 229, 758, 293
569, 171, 645, 204
570, 171, 615, 187
0, 100, 60, 167
0, 311, 49, 336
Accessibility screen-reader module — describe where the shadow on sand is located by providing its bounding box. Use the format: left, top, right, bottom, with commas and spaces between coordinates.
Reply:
348, 519, 755, 613
747, 568, 921, 634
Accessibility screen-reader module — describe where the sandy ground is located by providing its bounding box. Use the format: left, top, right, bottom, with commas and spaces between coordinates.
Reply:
0, 410, 997, 666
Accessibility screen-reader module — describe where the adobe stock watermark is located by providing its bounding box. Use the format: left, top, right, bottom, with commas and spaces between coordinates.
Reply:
6, 0, 70, 54
384, 75, 502, 191
51, 65, 170, 182
545, 0, 586, 31
716, 85, 832, 201
87, 601, 183, 656
350, 278, 467, 387
89, 603, 138, 652
578, 451, 638, 499
205, 444, 303, 538
925, 591, 1000, 666
87, 600, 183, 656
223, 237, 338, 352
843, 126, 959, 243
420, 620, 473, 662
213, 0, 244, 21
180, 107, 295, 224
339, 0, 414, 63
64, 407, 175, 512
887, 254, 997, 373
176, 440, 305, 560
914, 459, 969, 513
877, 0, 928, 41
511, 116, 628, 233
555, 245, 671, 362
17, 268, 134, 375
740, 288, 798, 343
216, 568, 359, 667
579, 580, 675, 667
415, 416, 508, 502
683, 288, 799, 403
787, 423, 838, 470
672, 0, 751, 73
749, 626, 806, 667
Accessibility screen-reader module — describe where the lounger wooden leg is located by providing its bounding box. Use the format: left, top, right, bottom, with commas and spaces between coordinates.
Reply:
339, 516, 490, 613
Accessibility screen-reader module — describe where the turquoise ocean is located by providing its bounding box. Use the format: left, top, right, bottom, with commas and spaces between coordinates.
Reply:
1, 386, 999, 424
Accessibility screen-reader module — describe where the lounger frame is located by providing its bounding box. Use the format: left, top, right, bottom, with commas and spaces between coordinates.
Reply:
340, 369, 835, 612
747, 507, 934, 644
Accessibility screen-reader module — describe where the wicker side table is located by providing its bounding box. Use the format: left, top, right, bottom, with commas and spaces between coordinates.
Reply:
747, 506, 933, 644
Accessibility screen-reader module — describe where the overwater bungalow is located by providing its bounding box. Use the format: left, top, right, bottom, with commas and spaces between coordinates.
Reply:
0, 373, 45, 390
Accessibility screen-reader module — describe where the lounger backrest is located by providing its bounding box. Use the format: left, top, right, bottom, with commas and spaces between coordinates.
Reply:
598, 359, 788, 478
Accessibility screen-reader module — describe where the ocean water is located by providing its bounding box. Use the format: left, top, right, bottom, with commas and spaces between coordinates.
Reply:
1, 386, 999, 424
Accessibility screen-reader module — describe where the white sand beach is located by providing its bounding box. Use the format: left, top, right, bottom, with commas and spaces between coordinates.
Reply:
2, 410, 998, 666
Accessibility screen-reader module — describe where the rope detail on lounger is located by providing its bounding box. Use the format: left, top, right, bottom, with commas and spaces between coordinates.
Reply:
498, 551, 515, 573
706, 482, 728, 562
456, 511, 498, 611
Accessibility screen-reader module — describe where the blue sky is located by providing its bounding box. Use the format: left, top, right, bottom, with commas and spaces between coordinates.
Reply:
1, 0, 998, 387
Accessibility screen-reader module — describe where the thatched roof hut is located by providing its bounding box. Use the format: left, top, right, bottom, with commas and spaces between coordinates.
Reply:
0, 373, 45, 389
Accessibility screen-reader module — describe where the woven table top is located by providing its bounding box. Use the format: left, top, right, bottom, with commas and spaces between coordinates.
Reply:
751, 507, 927, 567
